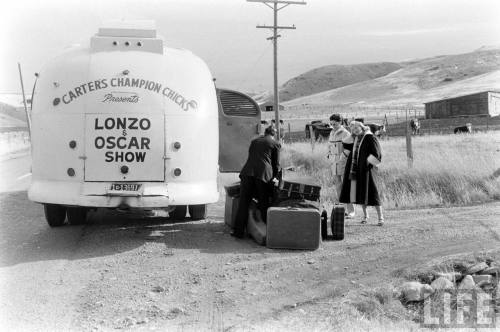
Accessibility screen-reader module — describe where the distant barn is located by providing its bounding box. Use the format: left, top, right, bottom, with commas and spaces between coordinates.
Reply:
259, 101, 285, 112
424, 91, 500, 119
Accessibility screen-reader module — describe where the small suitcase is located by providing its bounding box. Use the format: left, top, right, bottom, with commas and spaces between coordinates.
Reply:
331, 205, 345, 240
224, 194, 239, 228
266, 207, 321, 250
247, 201, 266, 246
277, 175, 321, 202
224, 182, 240, 197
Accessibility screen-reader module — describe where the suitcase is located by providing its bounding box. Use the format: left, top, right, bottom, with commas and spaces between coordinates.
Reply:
277, 175, 321, 202
224, 194, 239, 228
224, 182, 240, 197
276, 198, 319, 209
247, 201, 266, 246
331, 205, 345, 240
266, 207, 321, 250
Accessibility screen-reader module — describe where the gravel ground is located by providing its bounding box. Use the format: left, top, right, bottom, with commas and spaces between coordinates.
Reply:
0, 184, 499, 331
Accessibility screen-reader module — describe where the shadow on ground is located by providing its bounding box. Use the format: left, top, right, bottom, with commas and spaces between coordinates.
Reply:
0, 191, 268, 268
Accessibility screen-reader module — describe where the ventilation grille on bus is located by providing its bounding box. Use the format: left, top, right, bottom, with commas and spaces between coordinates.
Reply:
219, 90, 259, 117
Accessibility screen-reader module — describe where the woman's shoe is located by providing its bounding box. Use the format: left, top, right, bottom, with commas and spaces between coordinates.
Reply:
377, 218, 384, 226
345, 212, 355, 219
360, 217, 368, 224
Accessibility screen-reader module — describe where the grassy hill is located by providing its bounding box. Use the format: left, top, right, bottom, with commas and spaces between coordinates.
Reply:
282, 48, 500, 108
279, 62, 402, 102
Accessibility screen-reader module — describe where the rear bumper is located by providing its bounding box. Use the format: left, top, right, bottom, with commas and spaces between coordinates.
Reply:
28, 180, 219, 208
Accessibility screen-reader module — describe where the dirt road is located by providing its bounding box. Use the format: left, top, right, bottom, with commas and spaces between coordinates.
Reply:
0, 154, 499, 331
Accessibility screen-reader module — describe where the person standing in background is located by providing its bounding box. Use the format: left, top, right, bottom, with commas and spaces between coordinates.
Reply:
327, 114, 355, 218
339, 121, 384, 225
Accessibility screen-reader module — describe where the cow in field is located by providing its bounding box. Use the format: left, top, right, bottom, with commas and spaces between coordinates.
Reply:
454, 123, 472, 134
367, 123, 386, 137
410, 118, 420, 135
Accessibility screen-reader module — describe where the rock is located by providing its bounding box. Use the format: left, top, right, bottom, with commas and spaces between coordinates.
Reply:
430, 277, 455, 292
478, 281, 494, 290
136, 318, 149, 324
466, 262, 489, 274
472, 274, 493, 285
307, 260, 315, 264
151, 286, 166, 293
458, 275, 476, 289
435, 272, 462, 282
479, 266, 500, 275
121, 317, 136, 327
400, 282, 434, 302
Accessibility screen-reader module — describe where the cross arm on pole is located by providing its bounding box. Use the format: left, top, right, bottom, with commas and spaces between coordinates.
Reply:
247, 0, 306, 5
256, 25, 296, 29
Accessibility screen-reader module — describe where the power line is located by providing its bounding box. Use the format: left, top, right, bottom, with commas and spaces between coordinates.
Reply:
247, 0, 306, 139
236, 42, 273, 92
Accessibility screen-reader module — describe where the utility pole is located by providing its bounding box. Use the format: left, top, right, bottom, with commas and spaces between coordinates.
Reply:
248, 0, 306, 139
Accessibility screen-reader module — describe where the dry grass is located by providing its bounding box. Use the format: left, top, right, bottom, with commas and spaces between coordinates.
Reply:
281, 131, 500, 209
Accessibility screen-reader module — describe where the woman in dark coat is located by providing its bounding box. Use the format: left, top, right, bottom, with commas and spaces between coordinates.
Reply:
339, 121, 384, 225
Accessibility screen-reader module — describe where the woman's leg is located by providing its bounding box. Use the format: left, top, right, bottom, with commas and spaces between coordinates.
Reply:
361, 204, 368, 223
375, 205, 384, 225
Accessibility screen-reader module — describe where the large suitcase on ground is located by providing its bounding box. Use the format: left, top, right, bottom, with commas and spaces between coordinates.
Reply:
266, 207, 321, 250
247, 201, 267, 246
224, 194, 239, 228
331, 205, 345, 240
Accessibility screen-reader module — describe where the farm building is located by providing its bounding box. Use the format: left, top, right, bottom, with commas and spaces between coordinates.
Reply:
259, 101, 284, 112
424, 91, 500, 119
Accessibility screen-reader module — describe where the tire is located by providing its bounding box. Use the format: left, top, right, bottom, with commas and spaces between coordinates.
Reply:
44, 204, 67, 227
66, 207, 88, 225
170, 205, 187, 221
189, 204, 207, 220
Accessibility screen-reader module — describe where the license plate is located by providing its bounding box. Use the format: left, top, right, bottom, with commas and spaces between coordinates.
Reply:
108, 183, 143, 196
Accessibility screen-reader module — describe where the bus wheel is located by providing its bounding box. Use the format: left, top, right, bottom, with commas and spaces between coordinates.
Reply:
170, 205, 187, 221
44, 204, 67, 227
67, 207, 88, 225
189, 204, 207, 220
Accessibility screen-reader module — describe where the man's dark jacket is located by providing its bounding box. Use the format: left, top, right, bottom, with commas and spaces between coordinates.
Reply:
239, 135, 281, 182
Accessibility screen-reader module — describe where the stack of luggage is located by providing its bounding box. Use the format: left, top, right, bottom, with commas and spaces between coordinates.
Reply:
266, 175, 322, 250
223, 172, 345, 250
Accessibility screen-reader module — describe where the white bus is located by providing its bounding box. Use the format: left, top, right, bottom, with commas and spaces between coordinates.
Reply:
28, 21, 261, 227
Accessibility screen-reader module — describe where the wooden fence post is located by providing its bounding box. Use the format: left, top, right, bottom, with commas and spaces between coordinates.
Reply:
405, 109, 413, 168
309, 125, 315, 151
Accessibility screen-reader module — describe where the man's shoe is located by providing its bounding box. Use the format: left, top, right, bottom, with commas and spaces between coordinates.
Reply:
230, 231, 244, 239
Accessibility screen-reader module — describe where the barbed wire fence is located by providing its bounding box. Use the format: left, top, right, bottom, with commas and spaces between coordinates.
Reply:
261, 104, 425, 125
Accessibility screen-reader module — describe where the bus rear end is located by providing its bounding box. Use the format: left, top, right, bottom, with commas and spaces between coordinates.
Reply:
29, 21, 219, 226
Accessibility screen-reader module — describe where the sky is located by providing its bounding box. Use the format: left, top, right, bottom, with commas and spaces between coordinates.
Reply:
1, 0, 499, 95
